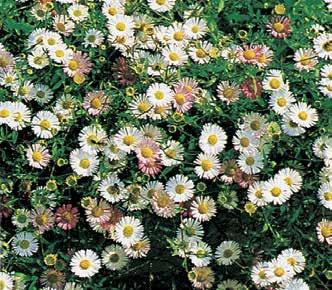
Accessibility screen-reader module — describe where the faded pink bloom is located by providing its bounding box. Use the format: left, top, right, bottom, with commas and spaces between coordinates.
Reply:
55, 204, 79, 230
236, 44, 262, 65
135, 138, 161, 163
240, 78, 263, 99
138, 158, 162, 177
83, 91, 110, 116
172, 85, 194, 113
63, 51, 92, 77
266, 16, 291, 39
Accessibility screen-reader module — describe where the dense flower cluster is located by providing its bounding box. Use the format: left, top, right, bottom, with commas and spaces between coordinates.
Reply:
0, 0, 331, 289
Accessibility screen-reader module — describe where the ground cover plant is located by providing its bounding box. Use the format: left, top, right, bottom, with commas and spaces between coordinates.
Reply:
0, 0, 331, 289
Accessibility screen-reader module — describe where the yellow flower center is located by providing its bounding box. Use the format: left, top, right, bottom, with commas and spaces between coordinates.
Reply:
270, 78, 281, 89
201, 159, 213, 171
79, 259, 91, 270
321, 225, 331, 237
91, 206, 104, 217
56, 23, 66, 32
258, 269, 266, 279
174, 93, 186, 105
198, 202, 209, 214
35, 213, 49, 225
287, 257, 297, 266
91, 97, 102, 109
79, 158, 90, 169
32, 151, 43, 162
284, 177, 293, 186
108, 7, 117, 16
68, 60, 79, 71
240, 137, 249, 147
123, 135, 135, 145
141, 147, 154, 158
175, 184, 185, 194
250, 120, 261, 131
323, 41, 332, 52
196, 48, 207, 58
169, 52, 180, 61
243, 49, 256, 60
138, 101, 150, 113
156, 0, 166, 4
156, 193, 170, 208
55, 50, 65, 58
277, 97, 286, 107
274, 267, 285, 277
0, 108, 10, 118
132, 241, 145, 251
274, 4, 286, 14
298, 111, 308, 121
255, 189, 263, 198
116, 22, 126, 32
207, 135, 218, 145
191, 25, 199, 33
245, 156, 255, 166
154, 106, 165, 114
166, 149, 177, 159
14, 112, 23, 122
123, 225, 134, 237
223, 88, 234, 99
73, 9, 82, 17
154, 90, 165, 100
272, 22, 285, 33
173, 31, 184, 41
300, 55, 311, 66
40, 119, 51, 130
271, 187, 281, 197
47, 38, 56, 46
324, 192, 332, 201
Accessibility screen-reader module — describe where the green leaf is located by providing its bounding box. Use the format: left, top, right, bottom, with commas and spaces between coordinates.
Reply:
218, 0, 224, 12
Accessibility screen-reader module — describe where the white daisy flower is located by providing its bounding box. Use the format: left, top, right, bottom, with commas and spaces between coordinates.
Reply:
188, 41, 213, 64
98, 174, 126, 203
190, 196, 217, 222
0, 272, 13, 290
237, 151, 264, 174
248, 181, 268, 207
27, 48, 49, 69
102, 0, 125, 20
12, 232, 39, 257
84, 29, 104, 47
107, 15, 134, 37
287, 102, 318, 128
0, 101, 14, 126
263, 177, 292, 205
68, 4, 89, 22
161, 140, 184, 166
232, 130, 259, 153
48, 44, 73, 64
215, 240, 241, 266
102, 245, 128, 271
146, 83, 173, 106
268, 89, 295, 115
125, 236, 151, 259
318, 182, 332, 210
263, 69, 288, 92
167, 22, 188, 46
78, 125, 107, 154
31, 111, 60, 139
251, 262, 270, 287
69, 149, 99, 177
31, 84, 54, 104
293, 48, 318, 71
194, 153, 221, 179
103, 137, 127, 161
266, 258, 294, 284
189, 241, 212, 267
313, 136, 331, 159
276, 168, 302, 193
320, 64, 332, 79
148, 0, 176, 13
313, 32, 332, 59
281, 278, 310, 290
113, 126, 142, 153
281, 115, 306, 136
114, 216, 144, 247
70, 249, 101, 278
199, 123, 227, 155
26, 143, 51, 169
177, 218, 204, 243
318, 78, 332, 98
166, 174, 195, 202
129, 94, 153, 119
162, 44, 188, 66
184, 18, 207, 40
278, 248, 306, 274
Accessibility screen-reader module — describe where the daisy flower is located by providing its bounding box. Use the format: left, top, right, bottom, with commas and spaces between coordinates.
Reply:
148, 0, 176, 12
316, 219, 332, 244
321, 64, 332, 79
263, 177, 292, 205
172, 86, 194, 113
115, 216, 144, 247
114, 126, 142, 153
48, 44, 73, 64
102, 245, 128, 270
161, 140, 184, 166
188, 267, 215, 290
216, 279, 244, 290
248, 181, 268, 207
146, 83, 173, 106
125, 236, 151, 258
287, 102, 318, 128
190, 196, 216, 222
69, 149, 99, 177
129, 94, 152, 119
108, 15, 134, 37
83, 91, 110, 116
251, 262, 270, 287
142, 181, 165, 200
31, 111, 60, 139
135, 138, 161, 163
232, 130, 259, 153
266, 258, 294, 284
53, 14, 75, 36
293, 48, 318, 71
70, 250, 101, 278
27, 48, 49, 69
215, 241, 241, 266
237, 151, 264, 174
194, 153, 221, 179
0, 48, 15, 72
85, 199, 111, 224
318, 78, 332, 98
276, 168, 303, 193
162, 44, 188, 66
140, 124, 163, 142
167, 22, 188, 45
278, 248, 306, 274
236, 44, 262, 65
55, 204, 79, 230
317, 182, 332, 210
240, 113, 267, 137
78, 125, 107, 154
138, 158, 163, 177
313, 135, 331, 158
263, 69, 288, 92
102, 0, 124, 20
67, 4, 89, 22
9, 101, 31, 130
313, 33, 332, 59
219, 159, 238, 184
151, 190, 176, 218
282, 278, 310, 290
84, 29, 104, 47
26, 143, 51, 169
0, 272, 13, 290
31, 84, 53, 104
217, 81, 241, 104
281, 115, 306, 136
63, 51, 92, 78
12, 208, 30, 229
268, 89, 295, 115
166, 174, 195, 203
0, 101, 14, 126
184, 18, 207, 40
177, 218, 204, 243
189, 241, 212, 267
199, 124, 227, 155
266, 16, 291, 38
188, 41, 213, 64
42, 31, 63, 49
98, 175, 126, 203
255, 44, 274, 68
29, 207, 55, 233
12, 232, 39, 257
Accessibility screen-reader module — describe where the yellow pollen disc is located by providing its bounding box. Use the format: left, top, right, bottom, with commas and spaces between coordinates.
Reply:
255, 189, 263, 198
298, 111, 308, 121
174, 93, 185, 105
324, 192, 332, 201
36, 213, 49, 225
157, 194, 170, 208
32, 151, 43, 162
274, 267, 285, 277
196, 48, 207, 58
198, 202, 209, 214
323, 41, 332, 52
55, 50, 65, 58
321, 225, 331, 237
154, 106, 165, 114
284, 177, 293, 186
108, 7, 117, 16
156, 0, 166, 4
258, 269, 266, 279
270, 78, 281, 89
154, 90, 165, 100
56, 23, 66, 32
40, 119, 51, 130
201, 159, 213, 171
300, 55, 311, 66
141, 147, 154, 158
47, 38, 56, 46
138, 102, 150, 112
79, 259, 91, 270
207, 134, 218, 145
91, 206, 104, 217
73, 9, 82, 17
123, 225, 134, 237
79, 158, 90, 169
169, 52, 180, 61
243, 49, 256, 60
68, 60, 79, 70
250, 120, 261, 131
245, 156, 255, 166
116, 22, 126, 32
272, 22, 285, 33
123, 135, 135, 145
91, 97, 102, 109
240, 137, 249, 147
287, 257, 297, 266
166, 149, 176, 158
74, 73, 85, 84
277, 97, 286, 107
173, 31, 184, 41
271, 187, 281, 197
0, 108, 10, 118
223, 88, 234, 99
175, 184, 185, 194
191, 25, 199, 33
14, 112, 23, 122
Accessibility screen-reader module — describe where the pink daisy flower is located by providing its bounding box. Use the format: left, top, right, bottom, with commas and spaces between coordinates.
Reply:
135, 138, 161, 163
138, 158, 162, 177
83, 91, 110, 116
63, 51, 92, 77
55, 204, 79, 230
240, 78, 263, 99
267, 16, 291, 39
172, 85, 194, 113
237, 44, 262, 65
175, 77, 200, 99
26, 144, 51, 169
